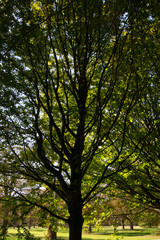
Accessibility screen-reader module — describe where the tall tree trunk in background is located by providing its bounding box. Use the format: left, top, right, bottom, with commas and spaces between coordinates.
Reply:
88, 223, 92, 233
122, 216, 125, 229
0, 219, 8, 239
47, 225, 57, 240
0, 208, 9, 239
126, 217, 134, 230
28, 217, 31, 229
129, 220, 134, 230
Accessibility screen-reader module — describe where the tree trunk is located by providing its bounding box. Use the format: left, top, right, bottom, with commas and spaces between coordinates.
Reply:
88, 223, 92, 233
0, 219, 8, 239
28, 217, 31, 229
128, 218, 134, 230
68, 194, 84, 240
125, 216, 134, 230
122, 217, 125, 229
0, 208, 9, 238
47, 225, 57, 240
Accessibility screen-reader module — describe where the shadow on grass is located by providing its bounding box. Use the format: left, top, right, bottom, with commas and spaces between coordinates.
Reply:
83, 239, 106, 240
58, 239, 106, 240
116, 232, 150, 237
99, 229, 156, 237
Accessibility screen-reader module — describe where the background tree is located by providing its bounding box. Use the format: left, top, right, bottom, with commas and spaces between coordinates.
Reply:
106, 196, 148, 230
83, 193, 111, 233
138, 209, 160, 228
0, 1, 159, 240
111, 0, 160, 210
0, 149, 19, 239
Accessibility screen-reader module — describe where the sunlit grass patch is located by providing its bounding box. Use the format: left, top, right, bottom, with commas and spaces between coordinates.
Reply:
6, 226, 160, 240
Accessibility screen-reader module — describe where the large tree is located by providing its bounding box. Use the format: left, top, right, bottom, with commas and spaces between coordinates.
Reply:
0, 0, 158, 239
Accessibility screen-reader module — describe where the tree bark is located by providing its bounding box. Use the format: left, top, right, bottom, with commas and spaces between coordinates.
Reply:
122, 217, 125, 229
68, 194, 84, 240
28, 217, 31, 229
47, 225, 57, 240
0, 219, 8, 239
129, 220, 134, 230
127, 217, 134, 230
88, 223, 92, 233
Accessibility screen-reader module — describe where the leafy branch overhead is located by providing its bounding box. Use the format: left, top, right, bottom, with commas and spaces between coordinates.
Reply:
0, 0, 159, 239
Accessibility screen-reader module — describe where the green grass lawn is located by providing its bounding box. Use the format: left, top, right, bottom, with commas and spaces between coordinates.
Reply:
6, 226, 160, 240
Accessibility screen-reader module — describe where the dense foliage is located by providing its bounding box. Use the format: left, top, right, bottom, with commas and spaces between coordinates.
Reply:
0, 0, 159, 239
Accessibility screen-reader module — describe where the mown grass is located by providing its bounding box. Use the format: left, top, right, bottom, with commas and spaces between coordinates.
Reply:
6, 226, 160, 240
6, 227, 47, 239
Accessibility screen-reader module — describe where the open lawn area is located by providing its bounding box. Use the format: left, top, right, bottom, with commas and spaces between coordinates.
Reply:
6, 226, 160, 240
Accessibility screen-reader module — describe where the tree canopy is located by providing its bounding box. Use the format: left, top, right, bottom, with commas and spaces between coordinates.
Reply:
0, 0, 159, 239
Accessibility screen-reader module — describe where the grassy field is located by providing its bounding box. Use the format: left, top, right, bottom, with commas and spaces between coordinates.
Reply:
6, 226, 160, 240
